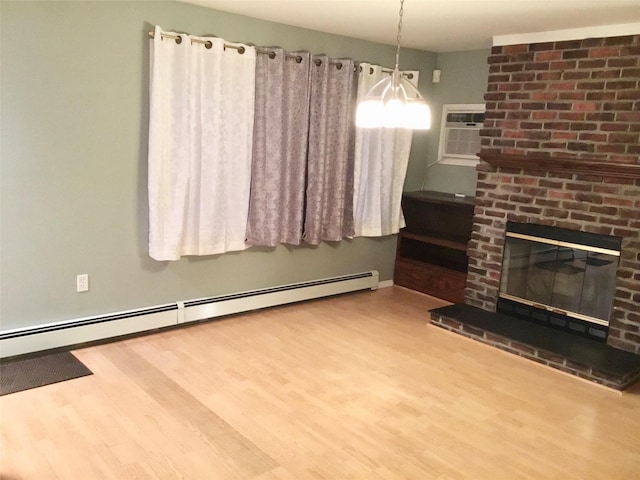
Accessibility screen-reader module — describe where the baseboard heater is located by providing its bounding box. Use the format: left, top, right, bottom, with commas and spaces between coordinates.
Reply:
0, 271, 379, 358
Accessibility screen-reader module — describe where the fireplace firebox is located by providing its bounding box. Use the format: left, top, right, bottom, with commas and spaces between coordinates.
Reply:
497, 222, 622, 342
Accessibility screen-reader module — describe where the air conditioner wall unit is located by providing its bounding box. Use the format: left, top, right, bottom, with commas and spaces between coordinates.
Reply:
437, 104, 485, 167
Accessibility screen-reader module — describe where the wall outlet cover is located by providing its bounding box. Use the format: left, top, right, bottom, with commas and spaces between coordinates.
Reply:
76, 274, 89, 292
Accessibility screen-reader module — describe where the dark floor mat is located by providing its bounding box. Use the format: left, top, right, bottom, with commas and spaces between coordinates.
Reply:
0, 351, 92, 396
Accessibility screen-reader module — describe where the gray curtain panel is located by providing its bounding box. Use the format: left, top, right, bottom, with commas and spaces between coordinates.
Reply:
304, 55, 357, 245
246, 50, 311, 246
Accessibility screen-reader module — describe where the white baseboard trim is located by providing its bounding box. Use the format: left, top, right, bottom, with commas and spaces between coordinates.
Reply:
0, 271, 379, 358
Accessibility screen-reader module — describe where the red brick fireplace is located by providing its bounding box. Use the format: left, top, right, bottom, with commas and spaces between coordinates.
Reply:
430, 34, 640, 389
467, 33, 640, 354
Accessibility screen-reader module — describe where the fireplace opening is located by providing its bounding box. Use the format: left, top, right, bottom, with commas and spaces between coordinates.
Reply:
497, 222, 621, 342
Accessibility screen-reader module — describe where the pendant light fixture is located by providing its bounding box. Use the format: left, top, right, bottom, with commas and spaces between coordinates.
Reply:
356, 0, 431, 129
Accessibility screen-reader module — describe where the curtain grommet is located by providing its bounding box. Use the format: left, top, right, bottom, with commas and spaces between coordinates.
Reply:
238, 46, 246, 54
175, 35, 182, 45
268, 51, 276, 59
296, 55, 303, 64
205, 40, 212, 49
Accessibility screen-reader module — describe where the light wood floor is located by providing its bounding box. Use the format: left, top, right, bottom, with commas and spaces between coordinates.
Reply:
2, 286, 640, 479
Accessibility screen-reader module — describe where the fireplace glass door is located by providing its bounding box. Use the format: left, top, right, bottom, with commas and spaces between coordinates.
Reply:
498, 222, 621, 340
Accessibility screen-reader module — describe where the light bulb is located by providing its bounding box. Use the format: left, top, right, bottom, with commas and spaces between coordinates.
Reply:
356, 99, 385, 128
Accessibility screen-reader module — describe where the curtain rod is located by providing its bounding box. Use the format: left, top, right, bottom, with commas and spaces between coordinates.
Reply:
147, 30, 413, 78
149, 31, 310, 64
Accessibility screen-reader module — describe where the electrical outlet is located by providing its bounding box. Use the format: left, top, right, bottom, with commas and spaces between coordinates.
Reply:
76, 274, 89, 293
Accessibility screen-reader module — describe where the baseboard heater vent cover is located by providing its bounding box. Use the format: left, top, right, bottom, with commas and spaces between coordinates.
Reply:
1, 271, 379, 358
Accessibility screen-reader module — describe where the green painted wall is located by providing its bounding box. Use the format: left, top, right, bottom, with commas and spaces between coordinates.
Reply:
0, 0, 437, 330
420, 49, 490, 196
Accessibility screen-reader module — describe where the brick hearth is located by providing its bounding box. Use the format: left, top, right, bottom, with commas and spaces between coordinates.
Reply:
430, 304, 640, 390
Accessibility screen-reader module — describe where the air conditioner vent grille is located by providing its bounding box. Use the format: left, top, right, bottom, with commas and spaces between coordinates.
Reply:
446, 112, 485, 125
446, 127, 482, 157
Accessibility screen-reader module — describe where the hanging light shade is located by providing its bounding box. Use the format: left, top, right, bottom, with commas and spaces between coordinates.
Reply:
356, 0, 431, 130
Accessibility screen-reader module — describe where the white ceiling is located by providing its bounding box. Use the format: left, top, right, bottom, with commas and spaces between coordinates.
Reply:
180, 0, 640, 52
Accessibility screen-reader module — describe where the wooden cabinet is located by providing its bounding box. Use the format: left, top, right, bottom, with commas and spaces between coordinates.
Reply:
394, 191, 475, 303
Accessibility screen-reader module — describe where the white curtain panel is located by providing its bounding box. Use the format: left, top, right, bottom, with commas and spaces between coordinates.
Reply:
353, 63, 418, 237
148, 26, 256, 260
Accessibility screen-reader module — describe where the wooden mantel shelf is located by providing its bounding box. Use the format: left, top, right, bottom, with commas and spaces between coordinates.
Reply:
479, 152, 640, 179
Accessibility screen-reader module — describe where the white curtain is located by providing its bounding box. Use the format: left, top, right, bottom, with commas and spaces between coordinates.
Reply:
353, 63, 418, 237
148, 26, 256, 261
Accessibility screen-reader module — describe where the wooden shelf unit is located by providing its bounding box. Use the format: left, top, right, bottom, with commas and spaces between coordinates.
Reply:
394, 191, 475, 303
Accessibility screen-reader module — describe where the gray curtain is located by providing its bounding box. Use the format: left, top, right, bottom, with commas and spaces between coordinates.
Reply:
303, 55, 357, 245
246, 50, 311, 246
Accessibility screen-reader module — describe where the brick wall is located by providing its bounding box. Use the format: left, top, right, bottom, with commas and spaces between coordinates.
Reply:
468, 34, 640, 354
481, 35, 639, 161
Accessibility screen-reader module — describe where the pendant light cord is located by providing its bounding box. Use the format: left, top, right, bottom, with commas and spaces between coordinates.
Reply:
394, 0, 405, 71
